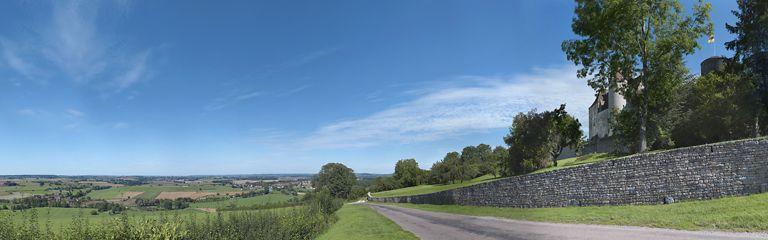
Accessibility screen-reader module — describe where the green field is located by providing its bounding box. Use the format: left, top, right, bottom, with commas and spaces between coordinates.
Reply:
86, 184, 237, 200
317, 204, 418, 240
0, 181, 51, 197
190, 193, 294, 209
387, 192, 768, 232
1, 207, 210, 230
372, 153, 617, 198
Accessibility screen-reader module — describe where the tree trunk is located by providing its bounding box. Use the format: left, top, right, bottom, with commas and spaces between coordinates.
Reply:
638, 74, 649, 153
754, 112, 761, 138
638, 106, 648, 153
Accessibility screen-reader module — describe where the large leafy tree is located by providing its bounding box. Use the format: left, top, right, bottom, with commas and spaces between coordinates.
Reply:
312, 163, 357, 199
490, 146, 509, 177
672, 71, 757, 147
504, 110, 552, 175
563, 0, 712, 152
546, 104, 584, 166
726, 0, 768, 137
392, 159, 426, 187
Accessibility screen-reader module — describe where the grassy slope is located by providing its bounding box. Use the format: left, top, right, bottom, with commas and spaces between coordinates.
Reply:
372, 153, 615, 198
317, 204, 417, 240
372, 175, 498, 198
86, 184, 236, 200
190, 193, 293, 209
530, 152, 615, 174
388, 192, 768, 232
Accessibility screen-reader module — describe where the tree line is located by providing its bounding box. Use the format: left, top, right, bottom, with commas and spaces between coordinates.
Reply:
367, 104, 585, 192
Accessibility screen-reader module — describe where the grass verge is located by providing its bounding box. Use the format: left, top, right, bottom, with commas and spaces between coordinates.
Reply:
317, 204, 418, 240
386, 192, 768, 232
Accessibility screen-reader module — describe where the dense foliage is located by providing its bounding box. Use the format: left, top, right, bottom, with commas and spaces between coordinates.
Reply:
563, 0, 712, 153
312, 163, 357, 200
503, 106, 584, 176
725, 0, 768, 137
392, 159, 428, 187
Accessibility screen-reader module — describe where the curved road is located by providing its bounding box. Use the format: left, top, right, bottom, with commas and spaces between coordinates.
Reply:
368, 204, 768, 240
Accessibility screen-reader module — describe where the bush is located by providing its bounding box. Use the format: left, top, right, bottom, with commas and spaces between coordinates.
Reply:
305, 189, 343, 215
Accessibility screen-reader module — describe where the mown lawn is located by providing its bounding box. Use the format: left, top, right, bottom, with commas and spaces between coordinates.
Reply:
387, 192, 768, 232
372, 153, 617, 198
190, 193, 294, 209
317, 204, 417, 240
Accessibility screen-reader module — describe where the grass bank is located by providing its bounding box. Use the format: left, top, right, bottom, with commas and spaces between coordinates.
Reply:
317, 203, 417, 240
372, 153, 616, 198
387, 192, 768, 232
372, 174, 498, 198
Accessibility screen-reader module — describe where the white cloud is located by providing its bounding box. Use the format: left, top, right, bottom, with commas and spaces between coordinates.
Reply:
280, 84, 311, 96
0, 39, 47, 82
17, 108, 45, 116
205, 90, 264, 111
43, 1, 105, 82
114, 50, 151, 90
112, 122, 130, 129
0, 1, 154, 93
301, 65, 595, 149
66, 109, 84, 118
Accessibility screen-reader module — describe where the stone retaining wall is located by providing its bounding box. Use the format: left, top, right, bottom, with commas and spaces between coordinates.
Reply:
369, 138, 768, 208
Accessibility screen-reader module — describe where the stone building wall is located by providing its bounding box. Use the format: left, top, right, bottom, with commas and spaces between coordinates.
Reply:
369, 138, 768, 208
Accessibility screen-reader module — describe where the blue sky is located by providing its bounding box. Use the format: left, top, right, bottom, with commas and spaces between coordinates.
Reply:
0, 0, 738, 175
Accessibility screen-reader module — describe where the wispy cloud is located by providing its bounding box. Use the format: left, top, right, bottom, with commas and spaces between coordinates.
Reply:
113, 50, 151, 90
280, 84, 311, 96
0, 39, 47, 83
66, 108, 84, 118
204, 90, 264, 111
112, 122, 130, 129
204, 47, 334, 111
300, 65, 594, 149
17, 108, 46, 117
43, 1, 105, 82
0, 1, 155, 93
252, 48, 338, 78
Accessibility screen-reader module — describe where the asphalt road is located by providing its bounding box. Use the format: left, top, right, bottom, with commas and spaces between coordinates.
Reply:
368, 204, 768, 240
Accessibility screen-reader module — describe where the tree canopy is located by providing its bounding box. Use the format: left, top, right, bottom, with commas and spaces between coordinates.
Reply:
312, 163, 357, 199
725, 0, 768, 137
563, 0, 712, 152
393, 159, 427, 187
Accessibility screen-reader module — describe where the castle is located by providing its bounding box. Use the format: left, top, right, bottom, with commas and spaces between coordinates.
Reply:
579, 56, 726, 155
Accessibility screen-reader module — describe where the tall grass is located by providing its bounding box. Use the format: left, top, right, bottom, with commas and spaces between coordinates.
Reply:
0, 203, 338, 240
